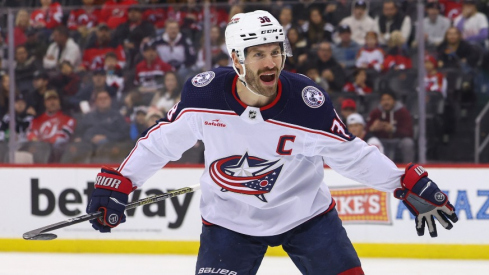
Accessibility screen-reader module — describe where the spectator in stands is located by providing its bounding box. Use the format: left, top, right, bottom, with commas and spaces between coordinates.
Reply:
435, 0, 462, 21
373, 0, 412, 46
43, 26, 82, 71
367, 91, 414, 163
340, 98, 357, 121
279, 6, 294, 34
135, 42, 173, 104
153, 19, 197, 79
437, 27, 479, 70
27, 71, 49, 116
68, 68, 116, 112
0, 95, 33, 147
284, 26, 308, 72
346, 113, 384, 154
356, 31, 384, 72
113, 5, 156, 66
195, 25, 229, 71
67, 0, 101, 45
104, 52, 125, 99
303, 7, 334, 47
302, 65, 329, 92
454, 0, 489, 46
25, 90, 76, 163
228, 5, 244, 22
150, 71, 181, 113
337, 0, 375, 46
120, 91, 144, 120
214, 53, 231, 68
73, 90, 129, 146
332, 24, 361, 69
0, 75, 11, 118
418, 2, 450, 48
82, 23, 126, 71
324, 0, 350, 26
12, 9, 29, 47
129, 106, 148, 141
64, 90, 130, 163
145, 107, 164, 128
343, 68, 372, 95
383, 30, 412, 72
50, 61, 81, 100
30, 0, 62, 30
143, 0, 167, 33
15, 45, 40, 92
311, 41, 346, 92
24, 28, 48, 64
424, 55, 447, 99
101, 0, 139, 30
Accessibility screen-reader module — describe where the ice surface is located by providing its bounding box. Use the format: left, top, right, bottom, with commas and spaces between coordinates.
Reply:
0, 253, 488, 275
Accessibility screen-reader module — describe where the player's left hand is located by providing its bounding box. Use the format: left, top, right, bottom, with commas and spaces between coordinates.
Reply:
394, 163, 458, 237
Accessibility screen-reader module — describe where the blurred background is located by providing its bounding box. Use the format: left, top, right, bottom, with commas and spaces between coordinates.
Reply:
0, 0, 488, 165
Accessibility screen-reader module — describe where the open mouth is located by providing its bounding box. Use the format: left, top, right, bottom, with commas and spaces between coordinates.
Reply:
259, 73, 276, 85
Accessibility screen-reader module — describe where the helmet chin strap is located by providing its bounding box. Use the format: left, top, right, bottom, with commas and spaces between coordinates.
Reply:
235, 63, 264, 97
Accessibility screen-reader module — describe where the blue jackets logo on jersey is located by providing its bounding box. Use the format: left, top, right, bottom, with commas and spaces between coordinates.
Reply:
302, 86, 325, 108
209, 152, 284, 202
192, 71, 216, 87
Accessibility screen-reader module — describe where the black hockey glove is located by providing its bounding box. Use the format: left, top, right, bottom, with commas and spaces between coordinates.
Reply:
394, 163, 458, 237
86, 167, 135, 233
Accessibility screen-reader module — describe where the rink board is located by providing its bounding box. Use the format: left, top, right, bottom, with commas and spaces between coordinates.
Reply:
0, 165, 488, 259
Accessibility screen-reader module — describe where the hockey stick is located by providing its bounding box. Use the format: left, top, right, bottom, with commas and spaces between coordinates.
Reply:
23, 184, 201, 241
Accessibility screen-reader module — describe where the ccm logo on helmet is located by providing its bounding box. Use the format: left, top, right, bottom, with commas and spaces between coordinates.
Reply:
95, 176, 122, 189
261, 29, 279, 34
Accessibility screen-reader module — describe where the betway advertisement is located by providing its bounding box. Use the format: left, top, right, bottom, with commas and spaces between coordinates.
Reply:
0, 166, 488, 245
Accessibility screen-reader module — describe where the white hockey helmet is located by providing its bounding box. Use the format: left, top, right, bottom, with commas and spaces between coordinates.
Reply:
225, 10, 292, 79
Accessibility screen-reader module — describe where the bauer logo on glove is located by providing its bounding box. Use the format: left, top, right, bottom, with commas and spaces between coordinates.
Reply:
394, 163, 458, 237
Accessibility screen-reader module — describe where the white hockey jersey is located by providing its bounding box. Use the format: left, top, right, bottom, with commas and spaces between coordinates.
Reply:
118, 67, 403, 236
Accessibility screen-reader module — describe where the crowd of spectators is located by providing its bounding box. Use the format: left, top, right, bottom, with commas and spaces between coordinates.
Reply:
0, 0, 488, 164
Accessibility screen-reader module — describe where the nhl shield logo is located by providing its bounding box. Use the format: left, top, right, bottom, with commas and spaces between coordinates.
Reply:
302, 86, 325, 108
209, 152, 284, 202
192, 71, 216, 87
249, 110, 257, 119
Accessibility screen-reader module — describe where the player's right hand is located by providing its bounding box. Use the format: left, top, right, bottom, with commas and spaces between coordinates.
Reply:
86, 167, 135, 233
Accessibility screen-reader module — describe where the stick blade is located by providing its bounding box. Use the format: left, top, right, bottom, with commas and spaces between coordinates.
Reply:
23, 233, 58, 241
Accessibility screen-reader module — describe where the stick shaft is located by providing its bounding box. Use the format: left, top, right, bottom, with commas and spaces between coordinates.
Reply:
23, 184, 200, 239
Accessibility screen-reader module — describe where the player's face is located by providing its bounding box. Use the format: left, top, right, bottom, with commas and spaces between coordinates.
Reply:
82, 0, 94, 5
242, 43, 283, 97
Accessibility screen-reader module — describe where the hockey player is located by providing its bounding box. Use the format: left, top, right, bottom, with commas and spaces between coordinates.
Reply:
86, 11, 458, 275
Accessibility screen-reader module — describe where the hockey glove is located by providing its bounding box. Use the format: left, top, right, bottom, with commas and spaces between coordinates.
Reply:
86, 167, 136, 233
394, 163, 458, 237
